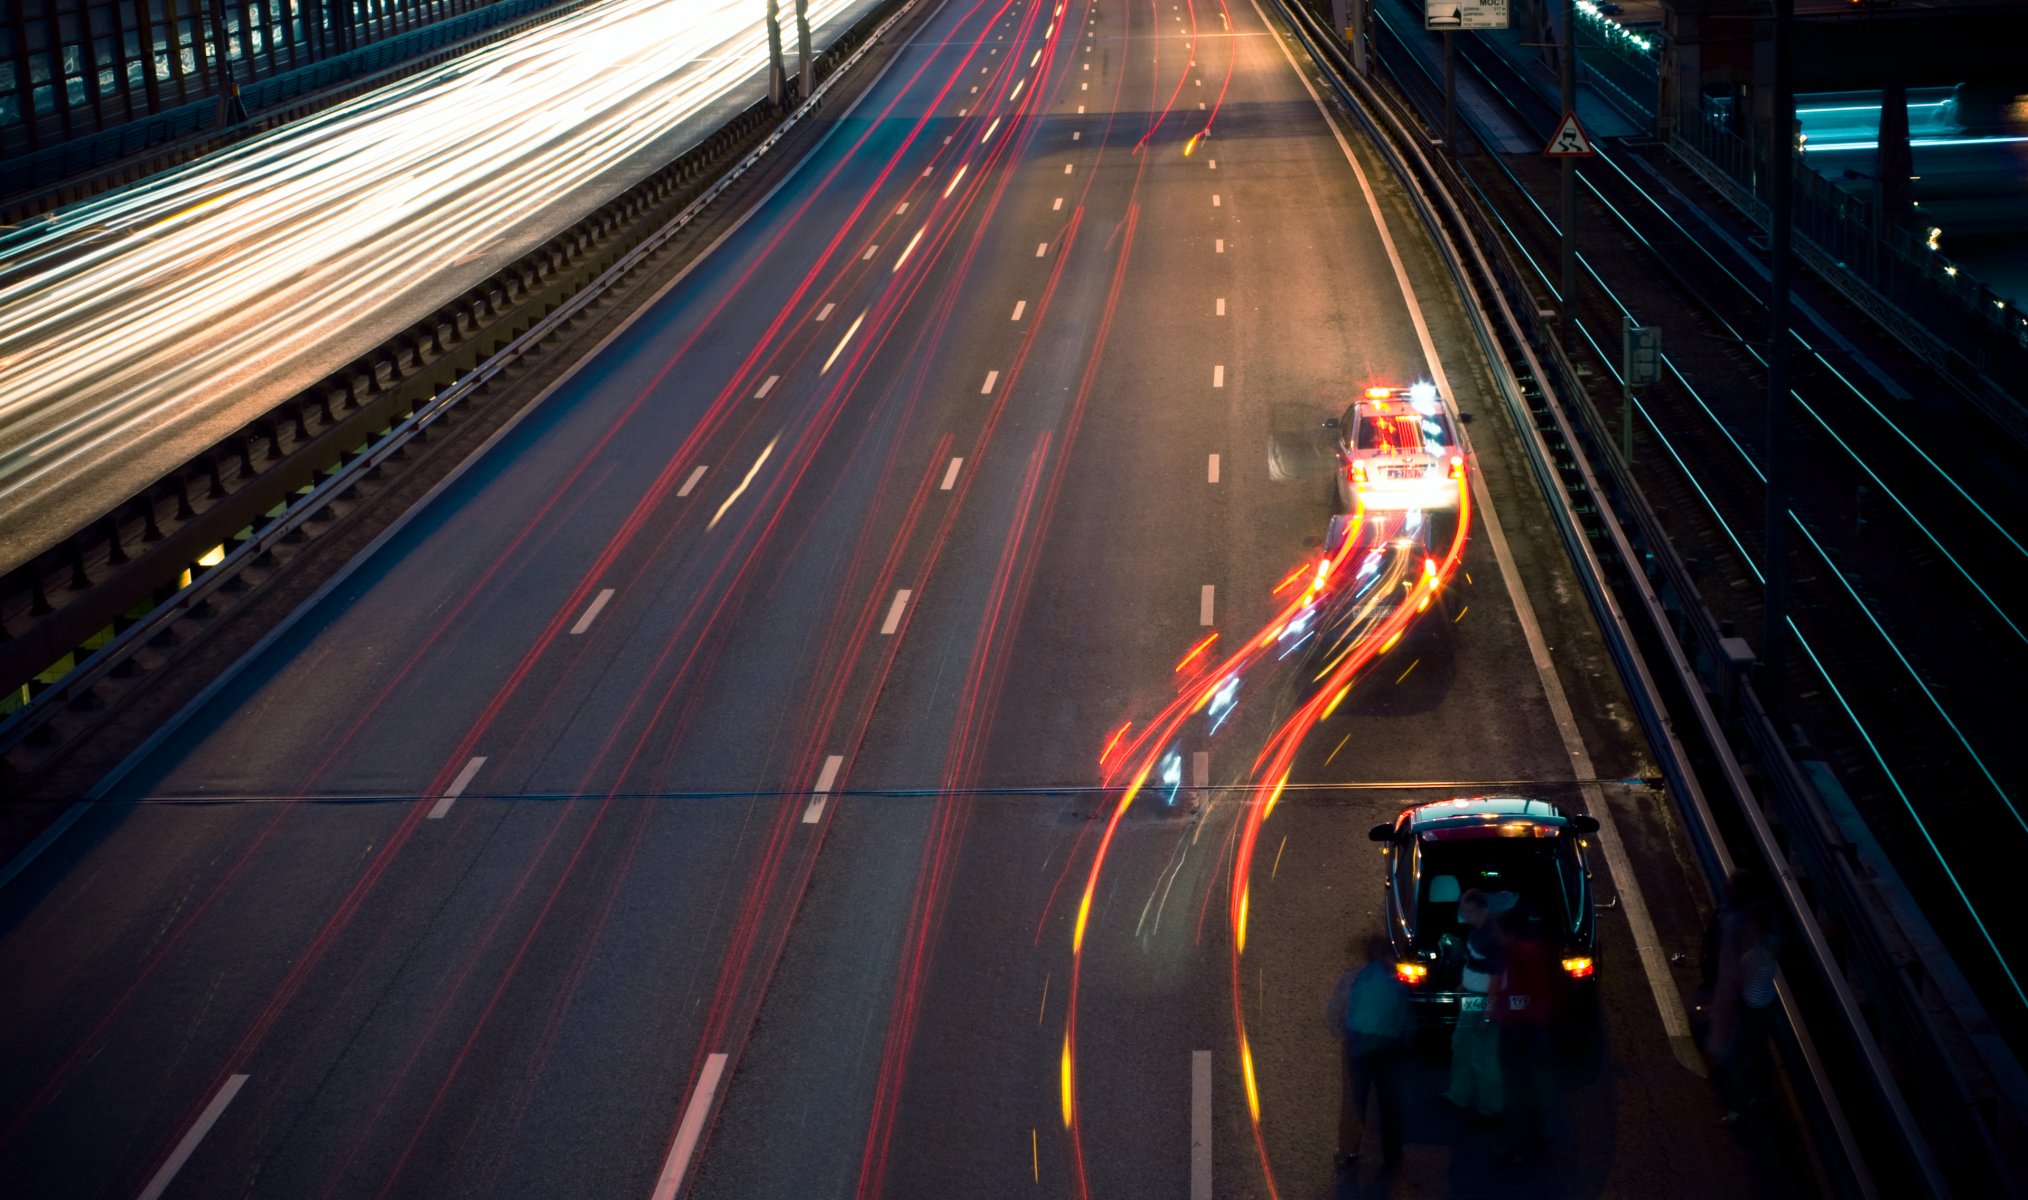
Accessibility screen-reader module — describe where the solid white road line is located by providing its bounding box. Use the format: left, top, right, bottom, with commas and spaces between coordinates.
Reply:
941, 457, 964, 490
981, 370, 999, 394
754, 373, 780, 398
1207, 453, 1220, 483
677, 465, 709, 497
1215, 297, 1225, 316
428, 756, 487, 820
1215, 238, 1224, 253
1254, 0, 1698, 1072
817, 302, 836, 321
1190, 1051, 1212, 1200
1036, 242, 1049, 257
570, 589, 615, 635
1212, 364, 1224, 388
137, 1074, 249, 1200
803, 754, 845, 824
652, 1053, 728, 1200
1012, 300, 1027, 320
1200, 585, 1215, 626
881, 589, 913, 635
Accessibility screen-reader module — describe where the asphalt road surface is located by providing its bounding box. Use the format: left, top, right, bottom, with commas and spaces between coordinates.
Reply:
0, 0, 1812, 1196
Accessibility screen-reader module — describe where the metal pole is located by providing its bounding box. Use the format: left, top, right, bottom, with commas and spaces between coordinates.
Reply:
1351, 0, 1368, 76
766, 0, 786, 108
795, 0, 814, 104
1763, 0, 1795, 710
1443, 31, 1455, 151
1559, 0, 1578, 324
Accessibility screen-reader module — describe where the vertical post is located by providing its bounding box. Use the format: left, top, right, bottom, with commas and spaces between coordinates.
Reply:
1763, 0, 1794, 711
795, 0, 814, 104
1351, 0, 1368, 76
766, 0, 786, 108
1332, 0, 1348, 53
1559, 0, 1578, 324
1443, 31, 1455, 151
208, 0, 245, 126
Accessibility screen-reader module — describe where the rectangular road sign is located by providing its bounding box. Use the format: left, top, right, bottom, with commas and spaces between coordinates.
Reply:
1425, 0, 1509, 29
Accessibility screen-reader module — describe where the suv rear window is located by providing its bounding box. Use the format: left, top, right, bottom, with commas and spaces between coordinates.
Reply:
1413, 835, 1571, 949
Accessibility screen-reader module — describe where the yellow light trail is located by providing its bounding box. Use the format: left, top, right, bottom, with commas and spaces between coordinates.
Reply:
821, 310, 866, 374
707, 433, 779, 530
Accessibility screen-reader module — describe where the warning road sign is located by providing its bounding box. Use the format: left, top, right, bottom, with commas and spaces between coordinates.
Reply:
1545, 111, 1595, 157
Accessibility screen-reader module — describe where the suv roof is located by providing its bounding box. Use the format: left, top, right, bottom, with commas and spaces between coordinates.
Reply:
1403, 795, 1574, 836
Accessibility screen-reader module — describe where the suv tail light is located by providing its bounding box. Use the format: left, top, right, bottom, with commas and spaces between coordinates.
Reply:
1561, 957, 1595, 979
1395, 962, 1429, 984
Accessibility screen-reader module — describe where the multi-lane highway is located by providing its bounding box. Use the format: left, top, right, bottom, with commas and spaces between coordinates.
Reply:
0, 0, 877, 574
0, 0, 1805, 1196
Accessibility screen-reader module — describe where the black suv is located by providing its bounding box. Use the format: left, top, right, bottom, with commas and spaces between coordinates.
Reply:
1367, 796, 1600, 1025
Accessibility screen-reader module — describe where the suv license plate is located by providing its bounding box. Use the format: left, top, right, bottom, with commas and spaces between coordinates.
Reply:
1459, 994, 1486, 1014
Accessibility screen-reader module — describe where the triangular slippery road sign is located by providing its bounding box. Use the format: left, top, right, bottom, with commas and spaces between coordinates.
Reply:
1545, 111, 1594, 157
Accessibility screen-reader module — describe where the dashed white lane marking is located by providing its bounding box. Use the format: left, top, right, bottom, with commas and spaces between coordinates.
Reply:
923, 165, 934, 176
1036, 242, 1049, 257
1199, 585, 1216, 626
1192, 752, 1209, 789
862, 243, 879, 260
1215, 297, 1225, 316
896, 201, 909, 214
943, 135, 952, 144
1053, 197, 1064, 211
1064, 162, 1074, 174
1198, 101, 1205, 109
1207, 453, 1221, 483
1190, 1051, 1212, 1200
653, 1053, 728, 1200
754, 373, 780, 398
428, 757, 486, 820
1211, 194, 1221, 207
1073, 131, 1081, 140
1215, 238, 1225, 253
1081, 82, 1087, 90
1251, 0, 1697, 1071
941, 457, 964, 490
1209, 158, 1217, 169
959, 108, 968, 116
570, 589, 615, 635
677, 465, 709, 497
971, 85, 978, 93
816, 302, 835, 321
1082, 62, 1088, 70
981, 369, 1000, 394
1012, 299, 1027, 320
1212, 364, 1224, 388
880, 589, 913, 635
802, 755, 845, 824
137, 1074, 249, 1200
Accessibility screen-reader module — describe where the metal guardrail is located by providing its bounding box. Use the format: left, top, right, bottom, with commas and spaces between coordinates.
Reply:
1268, 0, 2019, 1194
0, 0, 922, 766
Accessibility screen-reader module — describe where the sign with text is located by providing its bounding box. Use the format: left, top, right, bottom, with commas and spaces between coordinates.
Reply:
1424, 0, 1509, 29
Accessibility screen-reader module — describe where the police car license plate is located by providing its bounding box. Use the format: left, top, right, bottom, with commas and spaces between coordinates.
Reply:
1459, 994, 1487, 1014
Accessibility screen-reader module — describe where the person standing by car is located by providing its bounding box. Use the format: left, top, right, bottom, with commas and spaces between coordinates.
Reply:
1443, 889, 1504, 1118
1326, 935, 1415, 1169
1492, 908, 1555, 1162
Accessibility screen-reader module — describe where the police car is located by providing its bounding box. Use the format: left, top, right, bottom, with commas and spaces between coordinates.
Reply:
1333, 383, 1464, 513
